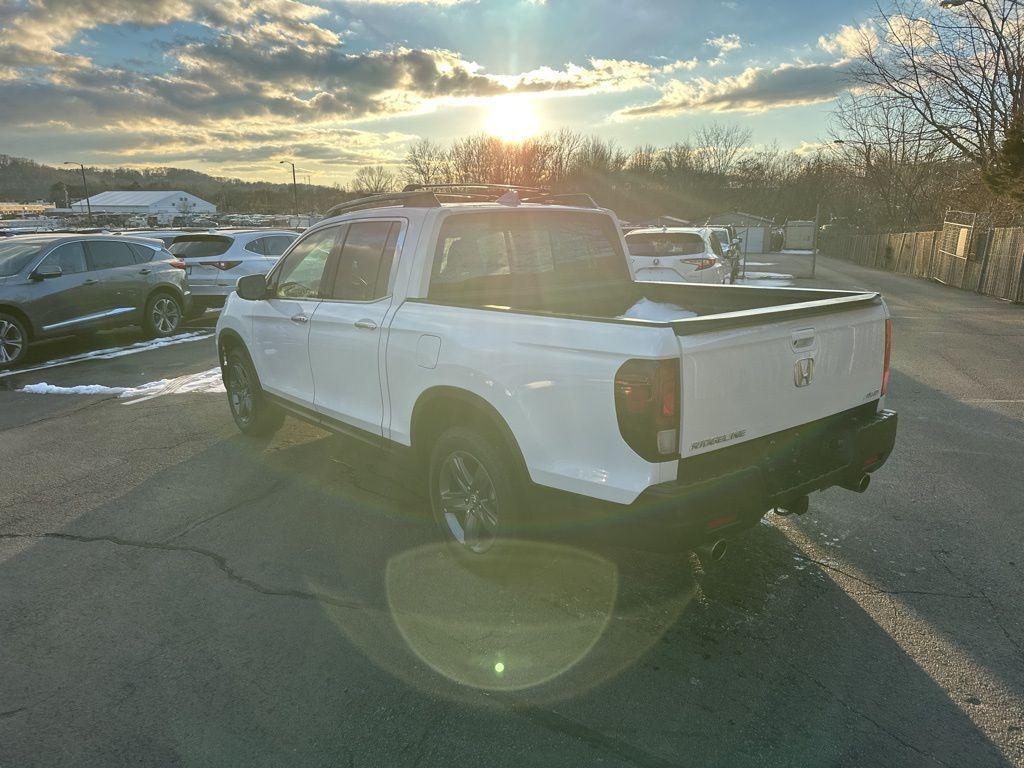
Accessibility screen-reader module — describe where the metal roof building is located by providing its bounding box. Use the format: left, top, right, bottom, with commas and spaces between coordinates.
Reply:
70, 191, 216, 217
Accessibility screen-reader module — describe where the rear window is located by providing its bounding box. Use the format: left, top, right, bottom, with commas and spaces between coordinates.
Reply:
429, 211, 629, 311
626, 232, 705, 257
169, 236, 232, 258
0, 241, 45, 277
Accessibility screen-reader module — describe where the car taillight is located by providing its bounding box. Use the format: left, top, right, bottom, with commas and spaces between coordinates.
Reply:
614, 358, 680, 461
211, 260, 242, 271
683, 257, 716, 271
881, 318, 893, 395
169, 258, 186, 269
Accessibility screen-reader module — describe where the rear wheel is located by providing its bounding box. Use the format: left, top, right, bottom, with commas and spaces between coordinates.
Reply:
0, 313, 27, 369
224, 349, 284, 436
428, 425, 525, 560
144, 293, 183, 338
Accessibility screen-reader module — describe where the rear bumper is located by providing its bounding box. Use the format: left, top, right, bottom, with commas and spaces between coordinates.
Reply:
187, 284, 232, 298
533, 403, 897, 551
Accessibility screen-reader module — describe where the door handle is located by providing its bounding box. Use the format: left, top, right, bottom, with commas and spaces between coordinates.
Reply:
139, 268, 151, 275
83, 278, 99, 285
354, 319, 378, 331
290, 314, 309, 324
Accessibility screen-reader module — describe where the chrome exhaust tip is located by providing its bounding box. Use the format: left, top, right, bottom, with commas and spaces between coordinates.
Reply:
774, 495, 809, 516
695, 539, 729, 565
840, 474, 871, 493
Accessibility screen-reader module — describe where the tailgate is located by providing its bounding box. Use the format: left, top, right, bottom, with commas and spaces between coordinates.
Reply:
677, 304, 887, 458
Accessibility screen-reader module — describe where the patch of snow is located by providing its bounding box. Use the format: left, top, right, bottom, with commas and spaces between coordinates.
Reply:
0, 332, 213, 379
618, 297, 699, 322
18, 367, 225, 402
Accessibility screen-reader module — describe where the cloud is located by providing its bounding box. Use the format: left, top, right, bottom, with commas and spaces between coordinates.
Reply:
818, 23, 876, 58
615, 60, 855, 118
706, 33, 742, 66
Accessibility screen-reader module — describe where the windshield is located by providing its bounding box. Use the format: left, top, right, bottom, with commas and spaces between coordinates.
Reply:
168, 236, 232, 258
626, 232, 705, 257
0, 241, 45, 276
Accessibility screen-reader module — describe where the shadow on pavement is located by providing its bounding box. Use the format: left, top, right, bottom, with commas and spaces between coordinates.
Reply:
1, 383, 1017, 766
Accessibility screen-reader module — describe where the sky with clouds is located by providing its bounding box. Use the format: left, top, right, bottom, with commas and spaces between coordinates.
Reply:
0, 0, 880, 184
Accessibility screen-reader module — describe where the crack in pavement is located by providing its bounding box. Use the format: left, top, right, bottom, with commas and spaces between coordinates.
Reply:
0, 395, 117, 433
0, 532, 369, 612
164, 478, 288, 543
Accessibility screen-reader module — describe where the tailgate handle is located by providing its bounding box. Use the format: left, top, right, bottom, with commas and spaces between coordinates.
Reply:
791, 328, 816, 352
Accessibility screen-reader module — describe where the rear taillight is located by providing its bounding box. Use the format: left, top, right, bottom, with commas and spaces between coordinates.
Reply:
614, 358, 680, 461
169, 258, 186, 269
683, 257, 717, 271
211, 260, 242, 271
881, 318, 893, 395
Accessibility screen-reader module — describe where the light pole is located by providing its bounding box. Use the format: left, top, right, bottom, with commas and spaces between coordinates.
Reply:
63, 161, 93, 226
279, 160, 299, 219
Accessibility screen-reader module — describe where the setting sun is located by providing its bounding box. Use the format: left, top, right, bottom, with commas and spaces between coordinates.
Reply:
483, 96, 542, 142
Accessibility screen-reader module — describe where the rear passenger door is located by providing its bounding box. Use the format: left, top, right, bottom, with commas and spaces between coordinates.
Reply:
309, 219, 403, 435
83, 240, 147, 322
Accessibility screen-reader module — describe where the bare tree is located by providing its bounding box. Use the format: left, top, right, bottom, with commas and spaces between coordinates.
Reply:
352, 165, 398, 194
830, 91, 953, 226
693, 123, 753, 176
851, 0, 1024, 174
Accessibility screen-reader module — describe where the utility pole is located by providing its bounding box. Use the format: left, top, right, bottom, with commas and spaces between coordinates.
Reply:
279, 160, 299, 220
63, 161, 93, 226
811, 201, 821, 278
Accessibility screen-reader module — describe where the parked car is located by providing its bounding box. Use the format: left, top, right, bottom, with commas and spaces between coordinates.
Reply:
624, 227, 729, 284
167, 229, 297, 312
0, 234, 192, 367
215, 188, 897, 561
115, 229, 196, 247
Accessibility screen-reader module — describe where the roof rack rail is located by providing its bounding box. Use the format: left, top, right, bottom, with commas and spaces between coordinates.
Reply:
521, 192, 599, 209
403, 183, 550, 195
324, 190, 441, 218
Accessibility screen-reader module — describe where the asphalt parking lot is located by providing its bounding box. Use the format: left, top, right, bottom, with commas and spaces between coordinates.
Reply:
1, 257, 1022, 768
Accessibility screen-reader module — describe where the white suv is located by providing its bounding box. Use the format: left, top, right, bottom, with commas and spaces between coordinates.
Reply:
168, 229, 297, 311
624, 227, 729, 284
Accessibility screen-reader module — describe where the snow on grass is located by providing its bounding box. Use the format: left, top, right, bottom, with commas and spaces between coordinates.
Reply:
17, 367, 224, 402
0, 331, 213, 379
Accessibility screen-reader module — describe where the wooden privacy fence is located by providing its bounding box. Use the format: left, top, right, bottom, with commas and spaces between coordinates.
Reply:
824, 227, 1024, 303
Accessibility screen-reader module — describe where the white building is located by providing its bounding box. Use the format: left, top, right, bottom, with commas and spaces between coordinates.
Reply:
71, 191, 216, 223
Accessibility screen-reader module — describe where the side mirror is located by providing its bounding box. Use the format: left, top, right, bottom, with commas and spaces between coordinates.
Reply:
31, 265, 63, 281
236, 273, 268, 301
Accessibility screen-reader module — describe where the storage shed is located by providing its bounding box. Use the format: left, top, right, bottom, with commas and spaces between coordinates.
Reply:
707, 212, 773, 254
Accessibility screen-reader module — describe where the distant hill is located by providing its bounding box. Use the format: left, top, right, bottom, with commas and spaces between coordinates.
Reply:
0, 154, 356, 214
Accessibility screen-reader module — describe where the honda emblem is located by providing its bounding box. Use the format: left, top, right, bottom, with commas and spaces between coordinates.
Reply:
794, 357, 815, 387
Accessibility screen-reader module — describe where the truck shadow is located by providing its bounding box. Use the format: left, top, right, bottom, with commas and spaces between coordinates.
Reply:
1, 380, 1018, 765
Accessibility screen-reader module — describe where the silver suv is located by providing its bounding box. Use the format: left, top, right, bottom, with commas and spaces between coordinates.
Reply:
168, 229, 297, 311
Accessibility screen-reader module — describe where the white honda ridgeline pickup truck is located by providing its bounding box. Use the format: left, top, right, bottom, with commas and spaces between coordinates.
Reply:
216, 186, 897, 561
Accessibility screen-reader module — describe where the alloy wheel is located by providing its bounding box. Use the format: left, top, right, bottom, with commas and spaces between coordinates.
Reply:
438, 451, 500, 554
227, 363, 254, 426
0, 319, 24, 364
152, 297, 181, 335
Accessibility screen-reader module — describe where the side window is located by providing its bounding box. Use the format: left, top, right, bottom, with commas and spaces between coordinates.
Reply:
273, 227, 339, 299
85, 241, 136, 270
329, 221, 399, 301
244, 238, 265, 255
262, 236, 296, 257
127, 242, 155, 263
40, 242, 87, 275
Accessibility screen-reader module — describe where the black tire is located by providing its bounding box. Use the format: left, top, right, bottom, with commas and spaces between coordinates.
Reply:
223, 348, 284, 436
0, 312, 28, 369
427, 425, 526, 560
143, 292, 183, 338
